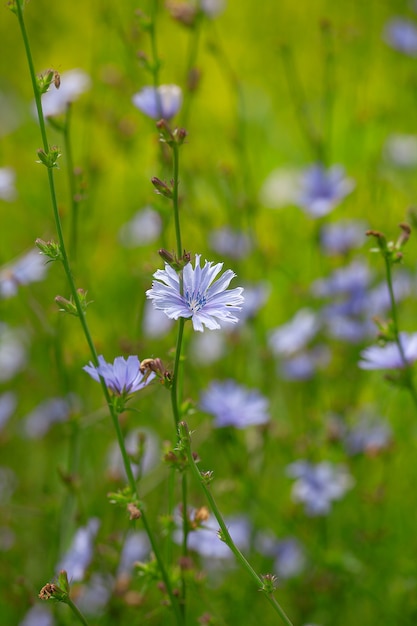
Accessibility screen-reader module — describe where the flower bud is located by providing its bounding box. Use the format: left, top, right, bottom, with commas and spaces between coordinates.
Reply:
36, 146, 61, 169
35, 238, 62, 261
151, 176, 174, 199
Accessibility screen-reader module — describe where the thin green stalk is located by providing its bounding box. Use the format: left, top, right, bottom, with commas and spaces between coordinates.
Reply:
384, 255, 417, 410
171, 318, 185, 428
66, 595, 90, 626
15, 5, 183, 622
185, 439, 294, 626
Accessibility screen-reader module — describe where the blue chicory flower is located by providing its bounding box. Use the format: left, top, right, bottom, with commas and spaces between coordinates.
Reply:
268, 309, 320, 357
358, 332, 417, 370
132, 84, 182, 120
344, 417, 392, 456
146, 254, 244, 332
286, 460, 353, 516
83, 355, 155, 395
200, 379, 270, 428
297, 164, 354, 217
384, 18, 417, 56
0, 249, 48, 299
319, 219, 367, 255
209, 226, 252, 260
56, 518, 100, 582
41, 69, 91, 117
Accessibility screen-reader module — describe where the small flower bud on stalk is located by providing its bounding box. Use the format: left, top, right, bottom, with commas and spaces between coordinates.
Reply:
151, 176, 174, 199
35, 238, 62, 261
158, 248, 191, 271
36, 146, 61, 169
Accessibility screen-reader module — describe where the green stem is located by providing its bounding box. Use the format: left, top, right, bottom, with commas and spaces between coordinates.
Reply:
66, 596, 90, 626
171, 318, 185, 428
185, 441, 294, 626
15, 5, 183, 623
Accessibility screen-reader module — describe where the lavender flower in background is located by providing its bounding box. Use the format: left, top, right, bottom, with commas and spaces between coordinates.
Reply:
286, 460, 353, 516
311, 260, 371, 299
117, 531, 150, 577
190, 330, 227, 364
118, 207, 162, 248
107, 428, 160, 481
358, 332, 417, 370
200, 380, 270, 428
146, 254, 244, 332
319, 219, 367, 255
209, 226, 252, 260
0, 249, 48, 299
0, 167, 17, 202
19, 605, 55, 626
40, 69, 91, 117
384, 18, 417, 56
57, 518, 100, 581
297, 164, 355, 217
22, 396, 75, 439
268, 309, 320, 357
384, 134, 417, 167
256, 533, 306, 579
174, 511, 251, 559
0, 391, 17, 430
76, 574, 113, 617
0, 325, 27, 382
236, 282, 270, 325
366, 272, 412, 316
279, 345, 331, 381
132, 84, 182, 120
83, 355, 155, 396
344, 417, 392, 455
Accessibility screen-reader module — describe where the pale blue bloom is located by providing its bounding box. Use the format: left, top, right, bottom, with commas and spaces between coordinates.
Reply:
132, 84, 182, 120
286, 461, 353, 516
200, 380, 269, 428
0, 391, 16, 430
268, 309, 320, 357
209, 226, 252, 260
142, 299, 174, 338
83, 355, 155, 395
41, 69, 91, 117
76, 574, 113, 617
57, 518, 100, 582
319, 219, 367, 255
0, 167, 17, 202
344, 418, 392, 455
107, 428, 160, 480
279, 345, 330, 381
146, 254, 244, 332
297, 164, 354, 217
384, 18, 417, 56
236, 282, 270, 325
359, 332, 417, 370
0, 324, 27, 382
118, 531, 150, 576
19, 605, 55, 626
0, 249, 48, 299
256, 532, 306, 579
118, 207, 162, 248
22, 396, 75, 439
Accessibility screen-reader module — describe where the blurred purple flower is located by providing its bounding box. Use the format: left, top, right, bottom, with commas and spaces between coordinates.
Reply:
0, 167, 17, 202
286, 460, 353, 516
0, 249, 48, 299
0, 324, 27, 382
19, 606, 55, 626
344, 418, 392, 455
366, 272, 412, 316
107, 427, 160, 481
132, 84, 182, 120
236, 282, 270, 325
311, 260, 371, 299
269, 309, 320, 356
76, 574, 113, 617
297, 164, 354, 217
0, 391, 16, 430
384, 134, 417, 167
118, 207, 162, 248
279, 346, 331, 381
209, 227, 252, 260
319, 219, 367, 255
22, 396, 75, 439
200, 379, 269, 428
41, 69, 91, 117
256, 532, 306, 579
384, 18, 417, 56
146, 254, 244, 332
117, 531, 150, 576
359, 332, 417, 370
57, 518, 100, 582
83, 355, 155, 396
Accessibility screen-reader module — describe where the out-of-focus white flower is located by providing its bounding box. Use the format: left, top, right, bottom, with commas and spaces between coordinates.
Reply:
0, 324, 27, 382
190, 329, 226, 364
142, 298, 174, 338
118, 207, 162, 248
41, 69, 91, 117
259, 168, 300, 209
384, 134, 417, 168
0, 167, 17, 202
0, 249, 48, 299
200, 0, 225, 18
57, 518, 100, 582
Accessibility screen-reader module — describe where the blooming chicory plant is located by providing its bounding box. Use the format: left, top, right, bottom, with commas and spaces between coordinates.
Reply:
132, 85, 182, 120
146, 254, 244, 332
297, 164, 355, 217
358, 332, 417, 370
83, 355, 155, 402
200, 379, 270, 428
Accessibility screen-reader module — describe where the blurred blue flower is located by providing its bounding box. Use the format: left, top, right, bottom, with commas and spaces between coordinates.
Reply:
200, 379, 269, 428
132, 84, 182, 120
41, 69, 91, 117
57, 518, 100, 582
236, 282, 270, 325
107, 427, 160, 480
297, 164, 354, 217
0, 249, 48, 299
358, 332, 417, 370
0, 167, 17, 202
256, 532, 306, 579
286, 460, 353, 516
0, 324, 27, 382
319, 219, 367, 255
19, 605, 55, 626
384, 18, 417, 56
118, 207, 162, 248
209, 226, 252, 260
279, 345, 331, 381
344, 417, 392, 456
268, 309, 320, 357
76, 573, 113, 617
0, 391, 16, 430
117, 531, 150, 576
146, 254, 244, 332
83, 355, 155, 396
311, 260, 371, 300
22, 396, 75, 439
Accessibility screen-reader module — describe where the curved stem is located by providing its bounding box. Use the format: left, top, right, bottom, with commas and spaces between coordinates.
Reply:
66, 596, 90, 626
